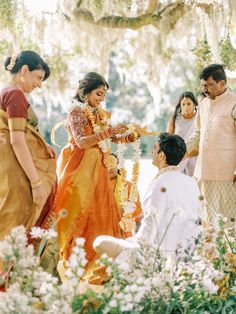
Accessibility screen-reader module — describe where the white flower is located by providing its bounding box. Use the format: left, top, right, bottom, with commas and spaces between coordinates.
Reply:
109, 299, 118, 308
106, 266, 112, 274
133, 292, 144, 302
129, 284, 138, 292
80, 258, 87, 267
65, 269, 73, 278
70, 278, 79, 287
44, 229, 57, 239
123, 200, 135, 215
76, 268, 84, 277
69, 255, 78, 268
101, 253, 108, 259
118, 262, 130, 271
30, 226, 45, 239
30, 227, 57, 240
121, 303, 134, 312
72, 99, 84, 108
0, 242, 14, 260
136, 277, 144, 285
75, 237, 85, 246
202, 277, 218, 295
143, 278, 151, 286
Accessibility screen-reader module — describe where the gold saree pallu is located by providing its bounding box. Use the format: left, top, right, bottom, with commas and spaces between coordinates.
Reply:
0, 109, 56, 240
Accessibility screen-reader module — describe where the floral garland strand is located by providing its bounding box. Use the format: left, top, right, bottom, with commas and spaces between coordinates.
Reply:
117, 136, 141, 233
83, 105, 112, 154
72, 100, 113, 164
116, 143, 128, 208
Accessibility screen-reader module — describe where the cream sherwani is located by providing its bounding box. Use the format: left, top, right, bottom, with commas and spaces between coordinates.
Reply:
186, 89, 236, 223
94, 168, 201, 260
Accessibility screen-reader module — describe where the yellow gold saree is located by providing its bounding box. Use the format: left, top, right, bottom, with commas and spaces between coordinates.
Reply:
0, 108, 56, 240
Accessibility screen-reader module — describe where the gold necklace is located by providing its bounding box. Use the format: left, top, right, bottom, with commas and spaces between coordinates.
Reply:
83, 105, 109, 130
155, 165, 179, 178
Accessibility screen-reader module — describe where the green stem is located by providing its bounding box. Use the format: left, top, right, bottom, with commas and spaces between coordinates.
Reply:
205, 203, 234, 254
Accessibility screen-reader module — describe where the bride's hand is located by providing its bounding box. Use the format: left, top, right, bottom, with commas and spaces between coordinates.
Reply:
111, 124, 128, 135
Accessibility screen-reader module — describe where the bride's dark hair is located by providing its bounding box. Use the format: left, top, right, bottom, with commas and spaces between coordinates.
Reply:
74, 72, 109, 103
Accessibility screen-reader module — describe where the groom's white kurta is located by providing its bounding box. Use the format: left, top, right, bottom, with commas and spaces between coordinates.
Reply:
135, 170, 201, 256
94, 168, 202, 259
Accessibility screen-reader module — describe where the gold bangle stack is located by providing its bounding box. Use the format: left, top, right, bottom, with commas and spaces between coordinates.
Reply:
31, 180, 42, 189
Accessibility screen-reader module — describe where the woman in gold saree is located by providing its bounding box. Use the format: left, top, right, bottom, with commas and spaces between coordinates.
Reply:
54, 72, 138, 274
0, 51, 56, 241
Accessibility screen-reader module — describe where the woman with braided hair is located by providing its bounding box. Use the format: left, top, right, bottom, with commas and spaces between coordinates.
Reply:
54, 72, 137, 281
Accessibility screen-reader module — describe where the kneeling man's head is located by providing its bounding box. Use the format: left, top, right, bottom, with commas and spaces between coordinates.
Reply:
152, 133, 186, 169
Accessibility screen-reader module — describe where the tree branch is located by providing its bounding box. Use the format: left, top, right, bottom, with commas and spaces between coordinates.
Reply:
73, 1, 210, 33
76, 0, 83, 7
73, 8, 161, 30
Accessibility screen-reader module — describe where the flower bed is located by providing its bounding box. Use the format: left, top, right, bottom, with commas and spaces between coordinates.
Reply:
0, 216, 236, 313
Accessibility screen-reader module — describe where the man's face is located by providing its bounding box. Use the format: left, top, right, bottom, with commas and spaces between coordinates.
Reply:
201, 76, 225, 100
152, 142, 162, 168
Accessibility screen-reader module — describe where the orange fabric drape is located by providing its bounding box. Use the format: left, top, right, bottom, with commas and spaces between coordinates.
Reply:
54, 123, 123, 263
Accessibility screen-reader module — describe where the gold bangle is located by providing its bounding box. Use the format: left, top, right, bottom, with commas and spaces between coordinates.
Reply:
31, 180, 42, 189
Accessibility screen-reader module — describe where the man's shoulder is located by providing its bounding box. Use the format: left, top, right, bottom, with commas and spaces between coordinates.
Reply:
153, 171, 198, 188
228, 90, 236, 101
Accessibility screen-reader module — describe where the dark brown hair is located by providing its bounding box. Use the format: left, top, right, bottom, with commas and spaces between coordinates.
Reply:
4, 50, 50, 80
74, 72, 109, 102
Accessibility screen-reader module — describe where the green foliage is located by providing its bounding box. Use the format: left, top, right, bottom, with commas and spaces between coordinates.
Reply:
219, 35, 236, 71
72, 290, 103, 313
136, 293, 236, 313
71, 217, 236, 313
88, 0, 103, 11
45, 52, 71, 91
191, 38, 212, 75
19, 40, 40, 53
0, 39, 9, 55
0, 0, 16, 29
162, 47, 175, 64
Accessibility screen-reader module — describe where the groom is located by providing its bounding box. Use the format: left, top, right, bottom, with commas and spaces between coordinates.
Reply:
93, 133, 201, 259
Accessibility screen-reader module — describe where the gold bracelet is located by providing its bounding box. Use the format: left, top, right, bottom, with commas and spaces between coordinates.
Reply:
31, 180, 42, 189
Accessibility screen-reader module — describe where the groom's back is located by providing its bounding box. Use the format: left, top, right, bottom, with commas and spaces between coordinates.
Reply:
142, 170, 201, 255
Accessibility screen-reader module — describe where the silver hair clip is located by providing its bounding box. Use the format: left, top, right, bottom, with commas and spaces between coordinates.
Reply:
7, 55, 17, 71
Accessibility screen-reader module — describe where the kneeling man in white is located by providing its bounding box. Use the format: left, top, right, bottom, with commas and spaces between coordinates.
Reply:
94, 133, 201, 260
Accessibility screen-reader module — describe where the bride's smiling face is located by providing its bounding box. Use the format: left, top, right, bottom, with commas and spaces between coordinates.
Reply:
87, 85, 107, 107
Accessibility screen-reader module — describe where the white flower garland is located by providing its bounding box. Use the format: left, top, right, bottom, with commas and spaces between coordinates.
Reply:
72, 99, 112, 154
116, 130, 141, 233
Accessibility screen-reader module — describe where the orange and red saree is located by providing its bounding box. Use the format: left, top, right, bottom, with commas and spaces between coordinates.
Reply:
54, 107, 123, 265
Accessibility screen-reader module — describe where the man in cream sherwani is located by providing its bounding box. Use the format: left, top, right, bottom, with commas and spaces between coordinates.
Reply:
93, 133, 201, 260
186, 64, 236, 224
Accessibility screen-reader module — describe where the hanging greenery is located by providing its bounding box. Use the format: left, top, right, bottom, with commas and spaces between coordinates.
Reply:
0, 39, 9, 55
161, 47, 175, 64
87, 0, 109, 22
219, 35, 236, 71
191, 38, 212, 74
0, 0, 16, 29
